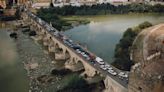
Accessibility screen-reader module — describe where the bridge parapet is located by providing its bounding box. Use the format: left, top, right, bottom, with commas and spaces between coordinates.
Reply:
104, 76, 128, 92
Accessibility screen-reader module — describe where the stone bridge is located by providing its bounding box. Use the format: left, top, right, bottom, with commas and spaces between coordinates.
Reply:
21, 10, 128, 92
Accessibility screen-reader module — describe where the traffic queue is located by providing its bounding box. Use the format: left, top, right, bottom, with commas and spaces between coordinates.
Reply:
26, 10, 129, 81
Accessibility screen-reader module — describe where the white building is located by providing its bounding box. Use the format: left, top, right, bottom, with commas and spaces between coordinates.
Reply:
32, 0, 51, 9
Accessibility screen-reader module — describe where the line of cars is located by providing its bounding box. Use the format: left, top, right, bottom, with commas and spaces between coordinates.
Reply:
58, 33, 129, 79
96, 57, 117, 76
26, 10, 129, 81
95, 57, 128, 79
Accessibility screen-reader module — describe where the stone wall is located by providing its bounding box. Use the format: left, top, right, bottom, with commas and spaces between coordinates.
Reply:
103, 76, 128, 92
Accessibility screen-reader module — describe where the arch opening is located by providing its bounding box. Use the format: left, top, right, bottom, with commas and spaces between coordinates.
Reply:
55, 43, 63, 54
65, 50, 71, 60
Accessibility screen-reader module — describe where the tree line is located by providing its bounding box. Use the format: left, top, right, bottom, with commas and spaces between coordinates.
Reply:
37, 3, 164, 30
38, 3, 164, 16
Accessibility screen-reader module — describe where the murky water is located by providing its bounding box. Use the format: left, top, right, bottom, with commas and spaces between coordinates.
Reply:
64, 13, 164, 63
0, 30, 29, 92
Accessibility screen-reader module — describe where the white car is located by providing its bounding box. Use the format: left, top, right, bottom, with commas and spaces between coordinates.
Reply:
118, 72, 128, 78
76, 49, 81, 53
108, 67, 113, 70
104, 64, 110, 68
100, 65, 107, 70
111, 72, 117, 76
108, 69, 114, 73
95, 57, 104, 65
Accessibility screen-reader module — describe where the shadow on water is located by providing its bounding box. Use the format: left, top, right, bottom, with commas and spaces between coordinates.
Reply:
0, 30, 29, 92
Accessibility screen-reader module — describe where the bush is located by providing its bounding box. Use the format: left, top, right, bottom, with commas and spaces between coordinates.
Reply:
9, 32, 17, 39
51, 69, 72, 76
112, 21, 152, 71
29, 31, 36, 36
58, 74, 89, 92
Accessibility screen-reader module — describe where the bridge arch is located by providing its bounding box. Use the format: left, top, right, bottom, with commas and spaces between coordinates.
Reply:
65, 50, 71, 60
55, 43, 63, 54
75, 60, 85, 73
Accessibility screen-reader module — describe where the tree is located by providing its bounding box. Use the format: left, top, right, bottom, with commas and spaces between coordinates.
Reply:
112, 21, 152, 71
58, 74, 89, 92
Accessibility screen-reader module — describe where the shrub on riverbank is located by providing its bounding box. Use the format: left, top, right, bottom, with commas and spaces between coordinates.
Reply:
57, 74, 89, 92
112, 21, 152, 71
10, 32, 17, 39
29, 31, 36, 36
57, 74, 105, 92
37, 11, 71, 31
51, 68, 72, 76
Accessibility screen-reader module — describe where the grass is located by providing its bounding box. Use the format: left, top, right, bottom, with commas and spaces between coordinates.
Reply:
61, 16, 90, 25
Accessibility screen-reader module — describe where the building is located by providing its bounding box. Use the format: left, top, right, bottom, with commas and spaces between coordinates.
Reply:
31, 0, 51, 9
0, 0, 28, 9
0, 0, 6, 8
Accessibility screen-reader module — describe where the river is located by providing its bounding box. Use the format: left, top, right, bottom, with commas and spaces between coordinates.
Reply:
64, 13, 164, 63
0, 30, 29, 92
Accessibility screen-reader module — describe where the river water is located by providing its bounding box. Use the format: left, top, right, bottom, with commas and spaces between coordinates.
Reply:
64, 13, 164, 63
0, 30, 29, 92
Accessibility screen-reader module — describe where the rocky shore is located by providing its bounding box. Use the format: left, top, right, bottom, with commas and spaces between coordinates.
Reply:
14, 28, 63, 92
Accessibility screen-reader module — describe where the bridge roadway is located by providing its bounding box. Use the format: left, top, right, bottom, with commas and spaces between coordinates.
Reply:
25, 9, 128, 88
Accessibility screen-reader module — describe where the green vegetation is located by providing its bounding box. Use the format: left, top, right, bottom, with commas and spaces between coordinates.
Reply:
37, 3, 164, 31
112, 21, 152, 71
57, 74, 90, 92
37, 9, 89, 31
37, 11, 70, 31
51, 69, 72, 76
40, 3, 164, 16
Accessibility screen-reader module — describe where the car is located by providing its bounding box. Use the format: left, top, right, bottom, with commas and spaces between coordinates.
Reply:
76, 49, 81, 53
111, 72, 117, 76
104, 64, 110, 68
54, 32, 59, 37
90, 60, 96, 64
73, 46, 81, 50
99, 65, 108, 70
95, 57, 104, 65
65, 39, 73, 43
118, 72, 128, 78
86, 57, 90, 60
108, 69, 114, 73
107, 67, 113, 70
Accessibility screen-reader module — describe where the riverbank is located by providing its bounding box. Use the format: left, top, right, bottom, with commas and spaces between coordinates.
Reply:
36, 3, 164, 31
61, 16, 90, 30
